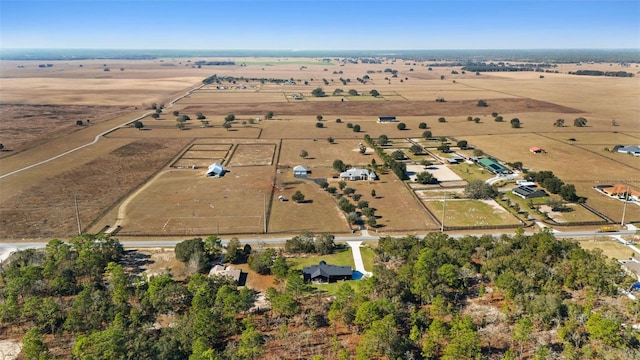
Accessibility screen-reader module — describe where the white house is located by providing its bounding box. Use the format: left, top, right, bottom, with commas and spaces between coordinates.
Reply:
340, 168, 378, 181
206, 163, 224, 177
293, 165, 308, 178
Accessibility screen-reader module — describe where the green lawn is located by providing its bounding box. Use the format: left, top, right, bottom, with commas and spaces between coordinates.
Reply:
425, 199, 521, 227
288, 246, 355, 270
448, 162, 493, 182
360, 246, 375, 273
311, 278, 368, 296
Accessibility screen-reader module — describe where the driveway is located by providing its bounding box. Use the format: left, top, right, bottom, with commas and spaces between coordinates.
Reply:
347, 240, 372, 278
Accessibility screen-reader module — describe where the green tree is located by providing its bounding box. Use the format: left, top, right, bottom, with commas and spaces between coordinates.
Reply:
464, 180, 497, 199
574, 117, 588, 127
224, 114, 235, 122
316, 115, 323, 121
196, 112, 206, 120
292, 190, 305, 203
513, 316, 534, 356
151, 113, 160, 119
225, 238, 244, 264
175, 238, 208, 272
422, 130, 432, 139
510, 118, 521, 128
311, 87, 326, 97
554, 118, 565, 127
377, 134, 389, 146
397, 122, 407, 130
419, 122, 428, 129
369, 89, 380, 97
437, 143, 450, 153
333, 159, 347, 172
133, 120, 144, 130
300, 149, 308, 159
223, 122, 232, 130
442, 316, 481, 360
22, 327, 50, 360
353, 124, 361, 132
204, 235, 223, 261
327, 136, 334, 144
391, 150, 405, 160
416, 172, 438, 184
249, 249, 276, 275
585, 312, 623, 347
456, 140, 468, 149
477, 99, 488, 107
438, 117, 446, 123
236, 319, 264, 360
495, 116, 504, 122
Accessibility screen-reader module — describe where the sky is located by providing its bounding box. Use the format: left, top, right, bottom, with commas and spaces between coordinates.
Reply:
1, 0, 639, 50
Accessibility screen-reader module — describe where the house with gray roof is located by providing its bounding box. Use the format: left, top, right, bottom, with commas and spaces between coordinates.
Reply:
303, 261, 352, 283
512, 186, 548, 199
340, 168, 378, 181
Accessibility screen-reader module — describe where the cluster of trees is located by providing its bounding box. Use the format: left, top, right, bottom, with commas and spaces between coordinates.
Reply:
462, 62, 549, 72
364, 135, 408, 180
174, 236, 250, 272
570, 70, 634, 77
284, 231, 335, 255
2, 229, 638, 359
525, 170, 582, 202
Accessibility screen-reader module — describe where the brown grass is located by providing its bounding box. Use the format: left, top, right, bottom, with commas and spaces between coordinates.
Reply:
1, 57, 639, 239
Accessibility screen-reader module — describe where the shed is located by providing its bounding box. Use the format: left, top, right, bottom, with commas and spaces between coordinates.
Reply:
377, 116, 398, 123
530, 146, 545, 154
478, 158, 513, 175
303, 261, 352, 283
206, 163, 225, 177
512, 186, 548, 199
293, 165, 308, 178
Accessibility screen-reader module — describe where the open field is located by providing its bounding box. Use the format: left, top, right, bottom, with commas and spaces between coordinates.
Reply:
424, 199, 522, 228
1, 56, 639, 239
577, 238, 636, 260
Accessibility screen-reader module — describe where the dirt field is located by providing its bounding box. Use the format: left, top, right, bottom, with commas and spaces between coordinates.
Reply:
1, 57, 639, 240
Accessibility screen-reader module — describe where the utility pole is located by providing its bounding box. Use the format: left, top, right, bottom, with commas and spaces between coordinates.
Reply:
621, 183, 630, 227
441, 192, 446, 232
74, 194, 82, 235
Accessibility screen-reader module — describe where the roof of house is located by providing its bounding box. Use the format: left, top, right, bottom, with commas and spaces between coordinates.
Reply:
209, 265, 242, 282
303, 261, 352, 278
340, 168, 377, 180
293, 165, 308, 172
530, 146, 543, 152
512, 186, 548, 198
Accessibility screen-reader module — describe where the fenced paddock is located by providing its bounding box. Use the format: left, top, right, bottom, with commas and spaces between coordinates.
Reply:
170, 143, 233, 169
227, 144, 276, 166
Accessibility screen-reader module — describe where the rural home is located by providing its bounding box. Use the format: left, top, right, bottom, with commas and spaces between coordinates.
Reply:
512, 186, 548, 199
340, 168, 378, 181
597, 184, 640, 201
616, 145, 640, 156
293, 165, 308, 178
209, 264, 244, 283
206, 163, 225, 177
377, 116, 398, 123
478, 158, 513, 175
302, 261, 353, 283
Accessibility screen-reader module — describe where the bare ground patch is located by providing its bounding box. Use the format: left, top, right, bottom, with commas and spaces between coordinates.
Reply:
0, 104, 131, 155
0, 138, 190, 239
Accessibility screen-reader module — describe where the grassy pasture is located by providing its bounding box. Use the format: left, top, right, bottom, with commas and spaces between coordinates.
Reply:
577, 238, 636, 261
424, 199, 522, 227
279, 139, 380, 170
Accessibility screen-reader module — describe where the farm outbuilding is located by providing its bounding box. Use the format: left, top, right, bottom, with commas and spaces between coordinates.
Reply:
303, 261, 352, 283
478, 158, 513, 175
293, 165, 308, 178
529, 146, 545, 154
206, 163, 225, 177
377, 116, 397, 123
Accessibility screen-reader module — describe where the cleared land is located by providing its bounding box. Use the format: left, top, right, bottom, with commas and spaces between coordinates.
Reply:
1, 57, 638, 239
